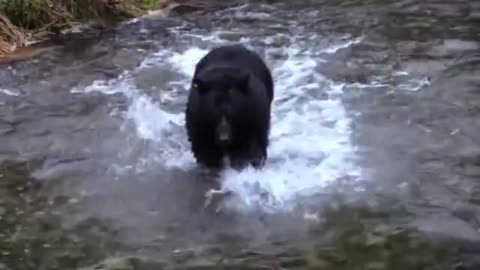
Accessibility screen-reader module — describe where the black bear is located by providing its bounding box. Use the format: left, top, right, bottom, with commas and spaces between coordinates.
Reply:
185, 44, 274, 171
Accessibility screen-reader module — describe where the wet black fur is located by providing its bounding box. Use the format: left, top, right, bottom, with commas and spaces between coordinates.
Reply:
185, 44, 274, 170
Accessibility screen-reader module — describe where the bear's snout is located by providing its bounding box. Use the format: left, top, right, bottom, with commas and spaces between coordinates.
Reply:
216, 116, 232, 148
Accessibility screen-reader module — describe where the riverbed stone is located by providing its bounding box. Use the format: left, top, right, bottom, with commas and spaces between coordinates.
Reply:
80, 256, 166, 270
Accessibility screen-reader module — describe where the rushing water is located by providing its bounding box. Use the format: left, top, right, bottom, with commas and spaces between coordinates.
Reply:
73, 22, 365, 213
1, 0, 480, 269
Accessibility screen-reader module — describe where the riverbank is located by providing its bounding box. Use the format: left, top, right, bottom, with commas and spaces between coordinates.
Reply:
0, 0, 170, 57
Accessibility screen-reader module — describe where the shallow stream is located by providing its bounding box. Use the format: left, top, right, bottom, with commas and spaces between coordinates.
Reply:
1, 0, 480, 269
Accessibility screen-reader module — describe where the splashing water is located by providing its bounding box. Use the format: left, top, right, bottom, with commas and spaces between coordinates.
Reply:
0, 88, 21, 97
217, 41, 364, 212
69, 0, 386, 212
68, 1, 432, 215
72, 35, 365, 213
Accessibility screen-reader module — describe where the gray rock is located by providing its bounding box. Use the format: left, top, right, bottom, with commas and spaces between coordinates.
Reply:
0, 122, 14, 135
410, 213, 480, 241
79, 256, 166, 270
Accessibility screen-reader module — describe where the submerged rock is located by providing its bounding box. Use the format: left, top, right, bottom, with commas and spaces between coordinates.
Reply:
79, 256, 166, 270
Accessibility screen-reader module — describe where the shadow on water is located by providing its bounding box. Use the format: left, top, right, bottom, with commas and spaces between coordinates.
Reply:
1, 0, 480, 269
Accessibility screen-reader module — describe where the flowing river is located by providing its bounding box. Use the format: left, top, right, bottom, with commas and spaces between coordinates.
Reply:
1, 0, 480, 269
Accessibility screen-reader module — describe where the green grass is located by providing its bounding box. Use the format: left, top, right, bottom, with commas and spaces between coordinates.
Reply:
143, 0, 161, 10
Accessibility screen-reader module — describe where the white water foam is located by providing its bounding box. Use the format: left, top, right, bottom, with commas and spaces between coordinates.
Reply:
0, 88, 21, 97
71, 23, 368, 212
72, 40, 362, 213
215, 42, 362, 212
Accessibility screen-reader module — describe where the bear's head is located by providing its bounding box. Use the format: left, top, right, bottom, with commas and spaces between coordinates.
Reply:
190, 67, 251, 149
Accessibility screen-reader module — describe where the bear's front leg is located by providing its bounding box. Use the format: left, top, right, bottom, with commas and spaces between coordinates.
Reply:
249, 136, 267, 169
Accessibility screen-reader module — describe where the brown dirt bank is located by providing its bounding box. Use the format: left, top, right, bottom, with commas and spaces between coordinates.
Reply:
0, 0, 173, 59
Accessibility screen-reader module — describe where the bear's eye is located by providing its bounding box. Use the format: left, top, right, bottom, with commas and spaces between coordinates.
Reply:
192, 83, 210, 95
231, 87, 248, 95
